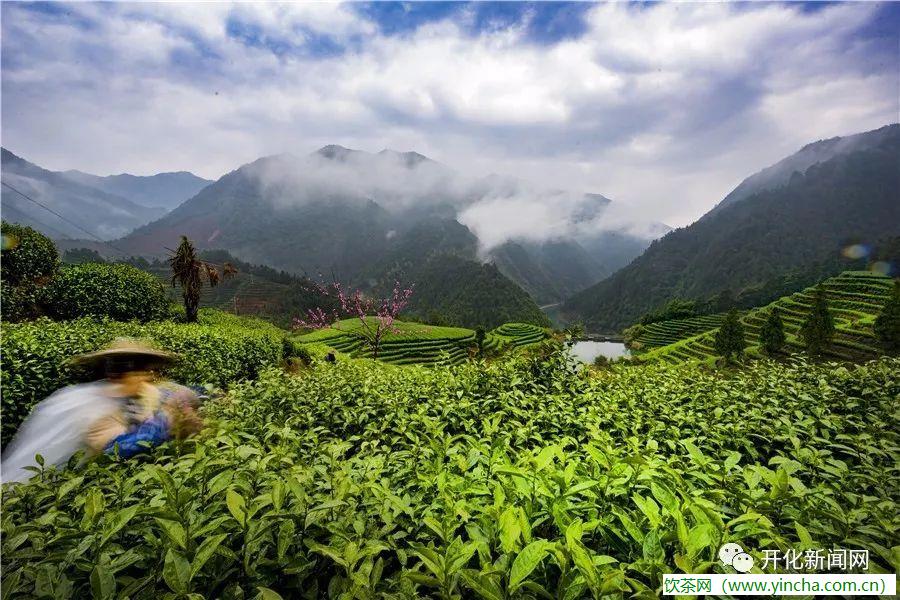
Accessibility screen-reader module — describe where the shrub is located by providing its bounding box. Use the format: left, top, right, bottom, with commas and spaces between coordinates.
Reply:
759, 308, 786, 355
0, 311, 283, 446
0, 221, 58, 286
0, 280, 44, 322
1, 355, 897, 597
799, 287, 835, 355
713, 308, 746, 361
874, 280, 900, 353
42, 263, 170, 322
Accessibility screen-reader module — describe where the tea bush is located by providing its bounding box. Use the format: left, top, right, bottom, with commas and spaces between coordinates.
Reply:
1, 222, 60, 321
42, 263, 170, 322
2, 349, 897, 599
1, 280, 44, 322
0, 222, 58, 286
0, 310, 283, 446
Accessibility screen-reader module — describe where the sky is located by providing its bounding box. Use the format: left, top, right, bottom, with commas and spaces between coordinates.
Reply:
1, 1, 897, 227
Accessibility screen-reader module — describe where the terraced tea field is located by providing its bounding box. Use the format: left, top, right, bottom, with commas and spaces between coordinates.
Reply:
629, 313, 726, 349
488, 322, 549, 347
293, 319, 549, 365
639, 271, 893, 364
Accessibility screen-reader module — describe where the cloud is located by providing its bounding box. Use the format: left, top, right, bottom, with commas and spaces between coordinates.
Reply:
1, 2, 896, 227
246, 149, 663, 253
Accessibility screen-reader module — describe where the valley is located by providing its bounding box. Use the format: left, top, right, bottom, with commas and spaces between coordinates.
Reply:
2, 2, 899, 597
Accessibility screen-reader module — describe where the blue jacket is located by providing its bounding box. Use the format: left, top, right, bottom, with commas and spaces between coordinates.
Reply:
104, 412, 170, 457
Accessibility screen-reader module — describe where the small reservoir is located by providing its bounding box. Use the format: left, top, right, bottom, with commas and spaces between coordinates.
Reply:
571, 340, 631, 363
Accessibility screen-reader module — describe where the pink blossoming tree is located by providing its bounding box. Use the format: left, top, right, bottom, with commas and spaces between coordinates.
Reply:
293, 281, 414, 359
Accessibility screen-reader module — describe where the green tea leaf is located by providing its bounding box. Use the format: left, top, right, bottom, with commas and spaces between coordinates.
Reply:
191, 534, 229, 579
509, 540, 548, 591
155, 518, 188, 550
163, 548, 191, 594
226, 489, 246, 526
99, 505, 139, 548
90, 566, 115, 600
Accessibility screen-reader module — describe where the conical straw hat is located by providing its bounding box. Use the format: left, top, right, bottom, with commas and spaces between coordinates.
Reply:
71, 337, 175, 367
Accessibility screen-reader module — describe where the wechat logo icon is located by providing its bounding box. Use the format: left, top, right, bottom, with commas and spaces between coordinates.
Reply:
719, 543, 754, 573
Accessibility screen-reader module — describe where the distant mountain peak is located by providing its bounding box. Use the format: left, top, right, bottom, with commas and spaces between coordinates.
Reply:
313, 144, 435, 168
715, 123, 899, 212
315, 145, 360, 161
378, 149, 432, 167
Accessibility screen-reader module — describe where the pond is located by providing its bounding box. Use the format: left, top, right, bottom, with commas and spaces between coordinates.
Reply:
570, 340, 631, 363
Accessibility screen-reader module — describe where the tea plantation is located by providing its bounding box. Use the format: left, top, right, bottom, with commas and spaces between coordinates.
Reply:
628, 314, 726, 350
293, 319, 549, 366
639, 271, 894, 364
2, 348, 898, 599
0, 310, 285, 446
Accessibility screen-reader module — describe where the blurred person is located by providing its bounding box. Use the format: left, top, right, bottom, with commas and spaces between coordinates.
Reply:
2, 338, 202, 483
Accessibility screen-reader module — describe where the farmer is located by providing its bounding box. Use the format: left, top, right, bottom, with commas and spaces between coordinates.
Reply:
2, 338, 202, 482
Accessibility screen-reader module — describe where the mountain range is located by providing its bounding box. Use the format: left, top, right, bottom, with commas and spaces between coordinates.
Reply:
107, 146, 665, 303
1, 149, 211, 240
5, 123, 897, 333
564, 123, 900, 331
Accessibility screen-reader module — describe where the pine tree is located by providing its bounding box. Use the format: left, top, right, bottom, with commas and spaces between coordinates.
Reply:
799, 287, 834, 356
714, 309, 746, 361
874, 280, 900, 353
474, 327, 486, 357
760, 308, 786, 355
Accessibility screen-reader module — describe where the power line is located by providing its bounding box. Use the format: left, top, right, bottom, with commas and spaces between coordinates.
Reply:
1, 180, 131, 256
1, 201, 75, 241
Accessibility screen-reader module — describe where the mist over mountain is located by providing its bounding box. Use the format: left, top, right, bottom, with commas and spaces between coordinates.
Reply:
61, 170, 211, 211
564, 124, 900, 331
115, 145, 666, 300
712, 124, 900, 213
1, 149, 164, 240
1, 149, 211, 240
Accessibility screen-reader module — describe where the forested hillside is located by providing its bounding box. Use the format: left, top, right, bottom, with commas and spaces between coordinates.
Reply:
400, 254, 552, 328
1, 149, 164, 240
565, 125, 900, 331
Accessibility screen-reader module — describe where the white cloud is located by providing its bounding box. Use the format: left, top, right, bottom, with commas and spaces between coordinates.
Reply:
1, 2, 896, 227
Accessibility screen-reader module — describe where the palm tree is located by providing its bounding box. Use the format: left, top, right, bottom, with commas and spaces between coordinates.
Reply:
169, 236, 236, 322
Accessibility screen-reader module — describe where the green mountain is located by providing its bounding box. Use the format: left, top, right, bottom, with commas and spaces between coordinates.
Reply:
1, 149, 164, 240
399, 254, 551, 329
108, 147, 662, 327
61, 169, 211, 211
1, 149, 211, 240
564, 124, 900, 332
489, 235, 651, 305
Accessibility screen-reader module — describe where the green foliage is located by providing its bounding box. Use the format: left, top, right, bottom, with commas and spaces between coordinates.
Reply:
402, 254, 551, 329
43, 263, 170, 322
293, 319, 547, 366
713, 309, 746, 361
874, 280, 900, 353
639, 299, 698, 326
0, 310, 283, 446
2, 353, 897, 597
629, 314, 726, 349
641, 271, 894, 365
1, 222, 59, 321
759, 309, 786, 355
0, 221, 59, 286
1, 280, 44, 322
566, 129, 900, 331
62, 248, 107, 265
474, 327, 486, 357
799, 288, 835, 356
170, 236, 204, 323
